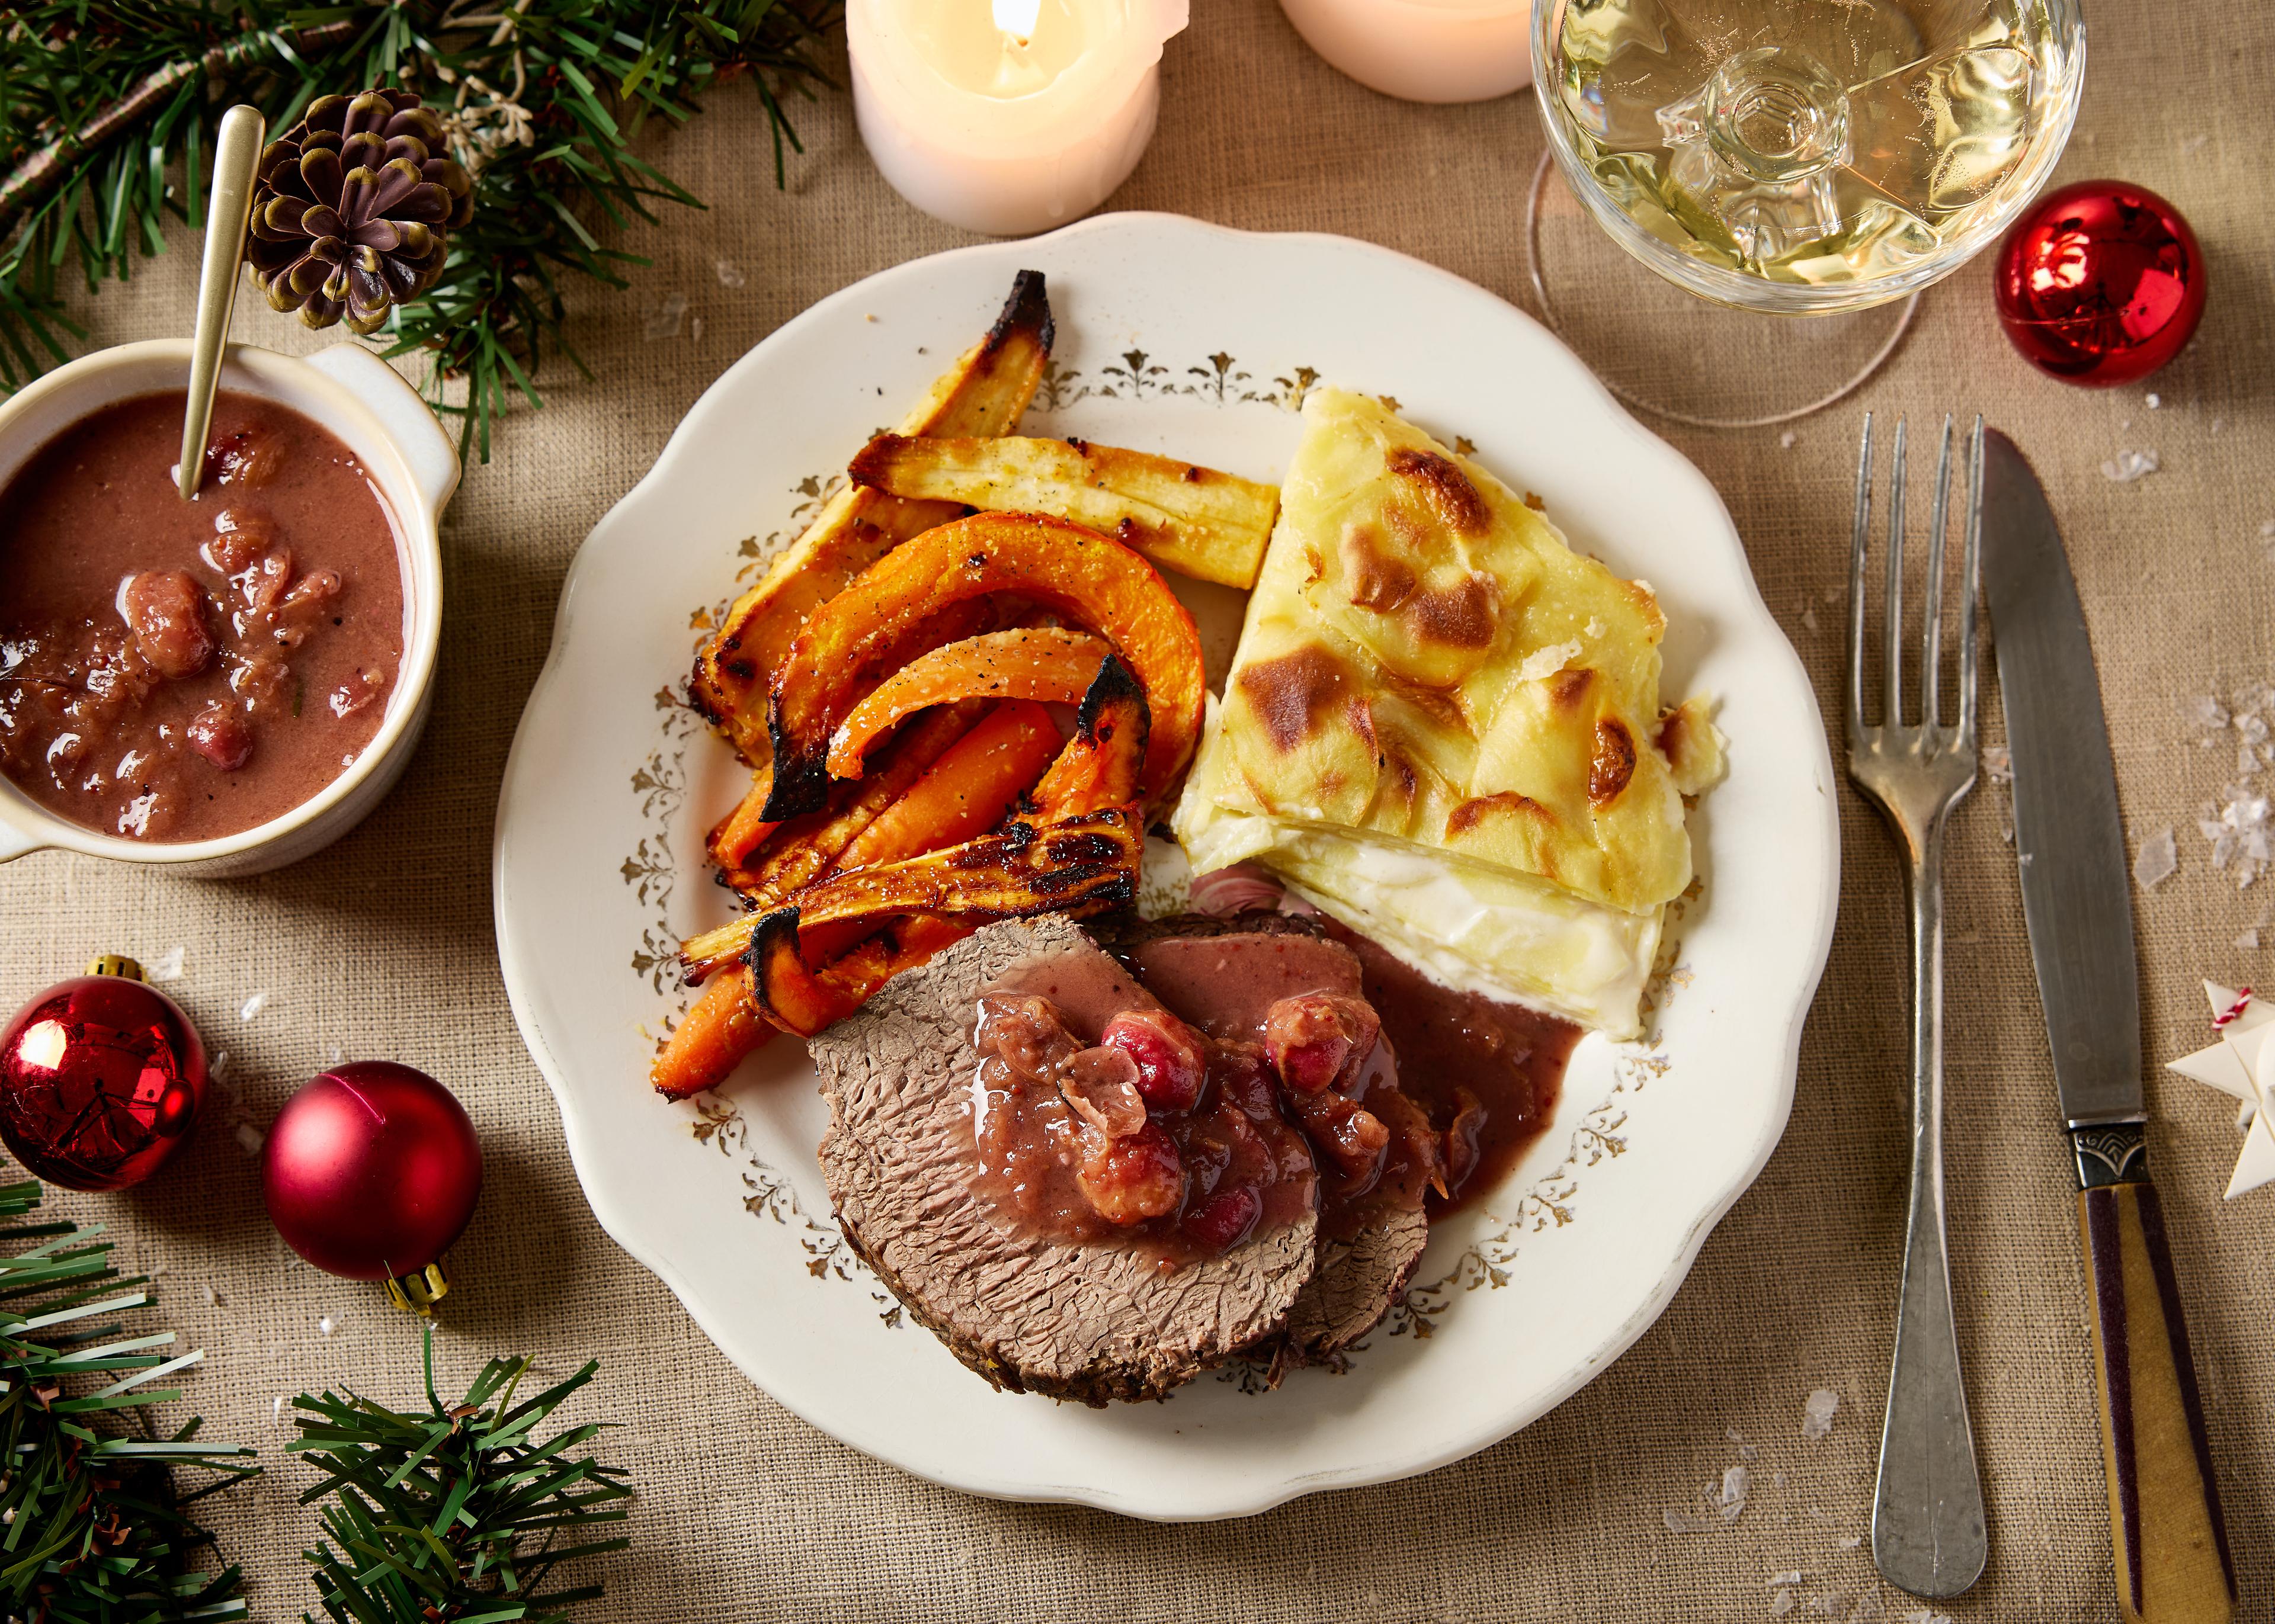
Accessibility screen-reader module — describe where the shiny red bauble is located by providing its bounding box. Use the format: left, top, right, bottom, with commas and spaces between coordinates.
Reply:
1994, 179, 2206, 386
0, 964, 205, 1190
262, 1062, 481, 1281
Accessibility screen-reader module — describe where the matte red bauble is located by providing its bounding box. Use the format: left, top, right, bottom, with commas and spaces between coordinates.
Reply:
262, 1062, 481, 1308
1994, 179, 2206, 386
0, 957, 205, 1191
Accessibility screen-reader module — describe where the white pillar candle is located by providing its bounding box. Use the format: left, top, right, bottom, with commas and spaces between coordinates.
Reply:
850, 0, 1190, 238
1278, 0, 1533, 104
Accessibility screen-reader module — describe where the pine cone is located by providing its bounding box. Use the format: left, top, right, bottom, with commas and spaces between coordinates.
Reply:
247, 89, 475, 336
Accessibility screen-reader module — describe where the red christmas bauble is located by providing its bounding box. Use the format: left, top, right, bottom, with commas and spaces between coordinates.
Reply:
0, 959, 206, 1191
1994, 179, 2206, 386
262, 1062, 481, 1282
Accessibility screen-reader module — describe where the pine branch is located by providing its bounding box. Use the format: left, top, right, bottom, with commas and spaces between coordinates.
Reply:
288, 1326, 632, 1624
0, 1177, 257, 1623
0, 0, 843, 460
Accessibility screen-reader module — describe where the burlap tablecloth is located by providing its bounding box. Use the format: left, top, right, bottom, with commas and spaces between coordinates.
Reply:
4, 2, 2268, 1616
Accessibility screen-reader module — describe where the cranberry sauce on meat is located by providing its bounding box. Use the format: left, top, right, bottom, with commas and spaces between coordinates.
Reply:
1117, 929, 1441, 1241
0, 391, 405, 841
967, 949, 1315, 1263
1318, 919, 1584, 1216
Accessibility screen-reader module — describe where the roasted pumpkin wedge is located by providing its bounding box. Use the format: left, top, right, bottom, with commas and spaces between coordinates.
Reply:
1024, 653, 1149, 819
761, 512, 1203, 820
687, 270, 1054, 763
826, 628, 1110, 780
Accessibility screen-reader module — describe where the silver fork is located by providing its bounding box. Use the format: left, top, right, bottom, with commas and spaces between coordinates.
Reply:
1846, 413, 1989, 1601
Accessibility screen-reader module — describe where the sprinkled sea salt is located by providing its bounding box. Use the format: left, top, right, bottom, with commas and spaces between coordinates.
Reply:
1771, 1591, 1797, 1617
1802, 606, 1819, 633
1768, 1571, 1804, 1587
239, 991, 268, 1022
272, 1395, 286, 1421
2238, 928, 2261, 951
2134, 827, 2178, 889
714, 258, 746, 288
2100, 449, 2160, 483
318, 1314, 336, 1337
1837, 1535, 1862, 1550
199, 1283, 217, 1307
209, 1049, 231, 1083
1715, 1465, 1751, 1524
643, 291, 689, 341
1805, 1597, 1851, 1620
1664, 1509, 1713, 1533
146, 946, 185, 983
233, 1122, 264, 1156
1802, 1387, 1840, 1439
691, 316, 706, 344
1780, 431, 1797, 450
2180, 133, 2209, 155
1901, 1611, 1955, 1624
324, 1045, 345, 1067
2201, 787, 2275, 887
1982, 744, 2012, 785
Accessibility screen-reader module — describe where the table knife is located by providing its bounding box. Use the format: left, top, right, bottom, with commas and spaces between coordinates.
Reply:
1981, 430, 2238, 1623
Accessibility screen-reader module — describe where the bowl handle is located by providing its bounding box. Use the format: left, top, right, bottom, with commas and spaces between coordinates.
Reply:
0, 813, 44, 866
304, 343, 462, 519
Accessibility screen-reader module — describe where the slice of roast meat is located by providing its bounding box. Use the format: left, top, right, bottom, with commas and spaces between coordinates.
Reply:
810, 914, 1318, 1406
1113, 915, 1439, 1360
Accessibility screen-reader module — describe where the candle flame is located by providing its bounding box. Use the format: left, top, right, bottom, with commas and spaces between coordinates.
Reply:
992, 0, 1042, 42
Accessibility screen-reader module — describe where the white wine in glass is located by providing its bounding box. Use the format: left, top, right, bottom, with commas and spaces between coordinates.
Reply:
1536, 0, 2084, 312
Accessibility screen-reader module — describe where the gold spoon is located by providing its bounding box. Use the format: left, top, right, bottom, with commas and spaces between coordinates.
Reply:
175, 103, 267, 501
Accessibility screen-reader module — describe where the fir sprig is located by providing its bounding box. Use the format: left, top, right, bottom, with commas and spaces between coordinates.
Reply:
0, 1176, 256, 1623
289, 1328, 631, 1624
0, 0, 842, 460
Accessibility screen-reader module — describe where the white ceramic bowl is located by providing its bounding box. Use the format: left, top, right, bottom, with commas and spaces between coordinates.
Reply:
0, 340, 457, 876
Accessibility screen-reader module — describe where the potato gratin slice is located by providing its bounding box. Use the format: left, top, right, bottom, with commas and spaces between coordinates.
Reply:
1174, 389, 1722, 1036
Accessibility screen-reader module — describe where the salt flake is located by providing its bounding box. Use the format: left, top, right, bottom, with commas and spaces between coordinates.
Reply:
2201, 787, 2275, 887
1780, 431, 1797, 450
1982, 744, 2012, 784
1771, 1591, 1797, 1617
271, 1395, 286, 1421
1836, 1535, 1862, 1550
239, 991, 268, 1022
2238, 928, 2261, 951
1664, 1509, 1713, 1533
318, 1314, 337, 1337
146, 946, 185, 983
1802, 1387, 1840, 1439
1805, 1597, 1851, 1621
1715, 1464, 1751, 1523
1802, 606, 1819, 633
233, 1122, 264, 1155
2134, 827, 2178, 889
2100, 449, 2160, 483
643, 291, 689, 341
209, 1049, 231, 1083
1768, 1571, 1805, 1587
714, 258, 746, 288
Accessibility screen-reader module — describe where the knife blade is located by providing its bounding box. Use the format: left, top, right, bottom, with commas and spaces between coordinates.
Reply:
1981, 429, 2237, 1624
1978, 430, 2142, 1131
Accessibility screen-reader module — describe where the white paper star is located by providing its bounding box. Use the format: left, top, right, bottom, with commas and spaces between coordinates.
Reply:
2166, 982, 2275, 1198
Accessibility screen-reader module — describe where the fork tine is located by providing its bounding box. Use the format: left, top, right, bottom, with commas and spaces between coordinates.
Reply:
1956, 415, 1986, 745
1920, 415, 1954, 736
1883, 418, 1908, 727
1847, 413, 1874, 739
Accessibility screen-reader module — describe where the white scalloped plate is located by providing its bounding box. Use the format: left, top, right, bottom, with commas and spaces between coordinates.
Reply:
494, 213, 1838, 1521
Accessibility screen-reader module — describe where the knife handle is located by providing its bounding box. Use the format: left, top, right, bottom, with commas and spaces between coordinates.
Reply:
2074, 1127, 2236, 1623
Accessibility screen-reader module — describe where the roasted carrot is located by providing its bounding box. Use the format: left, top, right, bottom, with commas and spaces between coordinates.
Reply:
650, 967, 775, 1099
708, 766, 780, 872
826, 628, 1109, 780
1023, 656, 1150, 819
680, 701, 1060, 983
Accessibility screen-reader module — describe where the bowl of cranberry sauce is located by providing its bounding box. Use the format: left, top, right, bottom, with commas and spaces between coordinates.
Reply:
0, 341, 454, 875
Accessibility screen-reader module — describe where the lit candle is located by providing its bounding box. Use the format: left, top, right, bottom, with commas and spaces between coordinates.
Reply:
1278, 0, 1533, 104
850, 0, 1190, 237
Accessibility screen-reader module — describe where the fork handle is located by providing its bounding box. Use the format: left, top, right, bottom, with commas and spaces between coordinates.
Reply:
1872, 838, 1988, 1599
2074, 1132, 2236, 1623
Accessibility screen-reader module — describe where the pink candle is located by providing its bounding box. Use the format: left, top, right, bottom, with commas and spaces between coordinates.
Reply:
1279, 0, 1533, 104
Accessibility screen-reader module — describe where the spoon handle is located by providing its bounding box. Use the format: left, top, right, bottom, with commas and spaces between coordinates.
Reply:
177, 104, 267, 500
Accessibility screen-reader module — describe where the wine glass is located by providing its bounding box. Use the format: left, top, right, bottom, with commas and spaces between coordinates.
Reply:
1532, 0, 2086, 316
